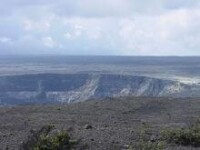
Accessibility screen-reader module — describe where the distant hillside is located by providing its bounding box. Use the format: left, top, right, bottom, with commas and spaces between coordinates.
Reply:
0, 73, 200, 105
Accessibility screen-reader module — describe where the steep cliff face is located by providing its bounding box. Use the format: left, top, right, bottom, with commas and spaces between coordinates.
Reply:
0, 74, 199, 105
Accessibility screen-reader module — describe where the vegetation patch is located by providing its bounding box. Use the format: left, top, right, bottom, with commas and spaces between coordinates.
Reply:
130, 140, 165, 150
129, 124, 165, 150
21, 125, 77, 150
162, 120, 200, 147
130, 120, 200, 149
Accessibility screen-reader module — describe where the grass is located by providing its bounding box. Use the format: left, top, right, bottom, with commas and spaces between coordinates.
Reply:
129, 124, 165, 150
130, 140, 165, 150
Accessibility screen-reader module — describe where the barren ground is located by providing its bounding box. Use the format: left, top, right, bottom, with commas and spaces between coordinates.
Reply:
0, 97, 200, 150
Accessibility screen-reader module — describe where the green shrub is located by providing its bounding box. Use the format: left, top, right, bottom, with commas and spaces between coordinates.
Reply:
162, 120, 200, 147
33, 131, 75, 150
21, 125, 77, 150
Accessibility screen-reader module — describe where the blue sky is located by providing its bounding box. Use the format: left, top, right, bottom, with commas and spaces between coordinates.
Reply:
0, 0, 200, 55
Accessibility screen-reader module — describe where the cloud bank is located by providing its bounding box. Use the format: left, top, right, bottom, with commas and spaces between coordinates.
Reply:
0, 0, 200, 55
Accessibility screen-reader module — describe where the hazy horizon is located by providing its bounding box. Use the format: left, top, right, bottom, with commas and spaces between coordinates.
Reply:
1, 54, 200, 57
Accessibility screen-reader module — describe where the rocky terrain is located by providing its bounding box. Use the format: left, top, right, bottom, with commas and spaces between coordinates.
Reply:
0, 73, 200, 105
0, 97, 200, 149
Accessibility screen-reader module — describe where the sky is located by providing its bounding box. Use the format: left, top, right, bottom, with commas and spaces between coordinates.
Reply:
0, 0, 200, 56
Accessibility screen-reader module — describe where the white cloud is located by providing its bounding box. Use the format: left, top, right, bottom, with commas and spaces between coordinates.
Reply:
64, 33, 72, 39
76, 0, 132, 17
0, 37, 12, 43
0, 0, 200, 55
42, 36, 57, 48
116, 6, 200, 55
23, 19, 52, 31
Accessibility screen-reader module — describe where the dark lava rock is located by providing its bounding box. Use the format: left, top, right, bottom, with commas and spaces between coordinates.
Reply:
84, 124, 93, 129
